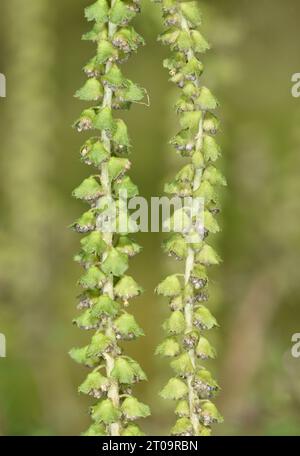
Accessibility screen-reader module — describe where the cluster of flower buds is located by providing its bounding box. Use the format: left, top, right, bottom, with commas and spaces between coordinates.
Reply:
155, 0, 225, 436
70, 0, 150, 436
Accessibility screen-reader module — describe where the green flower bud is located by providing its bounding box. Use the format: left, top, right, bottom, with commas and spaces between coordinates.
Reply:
160, 378, 188, 400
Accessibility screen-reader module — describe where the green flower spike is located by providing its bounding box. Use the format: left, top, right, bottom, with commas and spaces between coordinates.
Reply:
155, 0, 224, 436
71, 0, 150, 436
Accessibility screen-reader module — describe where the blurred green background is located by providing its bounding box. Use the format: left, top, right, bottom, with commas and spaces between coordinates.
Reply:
0, 0, 300, 436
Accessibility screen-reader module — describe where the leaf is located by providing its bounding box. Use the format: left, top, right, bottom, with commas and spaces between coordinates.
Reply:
111, 357, 147, 384
202, 135, 221, 162
110, 0, 137, 25
90, 399, 120, 424
155, 338, 180, 357
163, 234, 188, 260
180, 2, 202, 26
121, 397, 150, 420
116, 236, 141, 257
85, 0, 109, 23
90, 295, 120, 318
73, 309, 99, 330
75, 78, 103, 101
69, 346, 98, 368
160, 378, 188, 400
71, 209, 96, 233
108, 157, 131, 181
156, 275, 182, 297
78, 371, 109, 396
180, 111, 202, 130
113, 175, 139, 198
171, 417, 193, 436
170, 353, 194, 376
72, 177, 103, 202
163, 310, 186, 335
113, 119, 131, 149
82, 423, 107, 436
87, 332, 114, 357
203, 165, 226, 186
199, 400, 224, 426
121, 425, 145, 436
175, 400, 189, 417
204, 210, 220, 234
80, 232, 107, 256
196, 87, 219, 111
114, 275, 143, 300
191, 30, 210, 53
203, 112, 220, 135
79, 266, 106, 289
102, 64, 125, 88
96, 40, 118, 64
94, 106, 115, 132
118, 80, 146, 103
81, 140, 109, 167
193, 305, 218, 330
101, 248, 128, 277
196, 336, 217, 360
114, 313, 144, 339
196, 244, 221, 266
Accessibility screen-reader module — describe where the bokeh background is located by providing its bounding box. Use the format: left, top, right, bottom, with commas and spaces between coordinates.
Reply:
0, 0, 300, 436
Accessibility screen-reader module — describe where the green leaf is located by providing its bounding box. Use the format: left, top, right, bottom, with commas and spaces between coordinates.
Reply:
69, 346, 98, 368
114, 313, 144, 339
102, 64, 124, 88
78, 371, 109, 396
87, 332, 114, 357
108, 157, 131, 181
79, 266, 106, 289
72, 177, 103, 202
160, 378, 188, 400
113, 175, 139, 198
121, 425, 145, 436
156, 274, 182, 297
180, 111, 202, 130
102, 248, 128, 277
203, 112, 220, 135
82, 423, 107, 436
196, 336, 217, 360
204, 210, 220, 234
90, 295, 120, 318
111, 356, 147, 384
194, 305, 218, 330
94, 106, 115, 132
191, 30, 210, 53
192, 151, 205, 169
90, 399, 120, 424
85, 0, 109, 23
116, 236, 141, 257
81, 140, 109, 167
203, 165, 226, 186
196, 244, 221, 266
114, 275, 143, 301
202, 135, 221, 162
180, 2, 202, 26
73, 309, 99, 330
121, 397, 150, 420
170, 353, 194, 376
155, 337, 180, 358
118, 80, 146, 103
199, 400, 224, 426
196, 87, 219, 111
163, 234, 188, 260
97, 40, 118, 64
163, 311, 185, 335
113, 119, 131, 150
112, 26, 144, 53
110, 0, 137, 25
175, 400, 189, 417
171, 417, 193, 436
75, 78, 103, 101
71, 209, 96, 233
80, 232, 107, 256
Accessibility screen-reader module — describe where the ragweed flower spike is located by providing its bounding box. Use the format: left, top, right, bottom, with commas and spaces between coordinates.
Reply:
155, 1, 225, 436
70, 0, 150, 436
